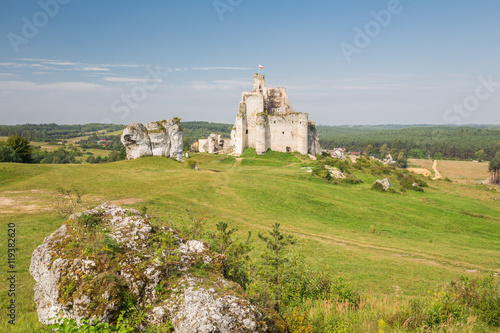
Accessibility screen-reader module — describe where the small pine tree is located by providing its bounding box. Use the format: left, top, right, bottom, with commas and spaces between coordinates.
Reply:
258, 223, 296, 286
257, 223, 296, 312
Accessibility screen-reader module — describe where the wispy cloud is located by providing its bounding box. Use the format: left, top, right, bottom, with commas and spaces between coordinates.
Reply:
0, 80, 114, 92
333, 84, 408, 91
103, 77, 145, 83
82, 67, 110, 72
192, 67, 252, 71
189, 79, 250, 91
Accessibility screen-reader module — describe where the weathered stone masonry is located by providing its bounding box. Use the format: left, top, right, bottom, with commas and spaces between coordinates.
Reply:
231, 74, 321, 155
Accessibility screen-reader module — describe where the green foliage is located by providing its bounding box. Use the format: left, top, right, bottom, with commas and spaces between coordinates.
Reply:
341, 175, 363, 185
331, 277, 361, 307
318, 125, 500, 160
279, 254, 361, 308
224, 233, 253, 289
212, 221, 237, 255
396, 171, 428, 192
408, 148, 426, 159
396, 158, 407, 169
4, 145, 500, 332
0, 144, 22, 162
283, 307, 314, 333
187, 159, 198, 169
103, 236, 122, 254
489, 156, 500, 184
449, 275, 500, 326
0, 123, 124, 141
311, 158, 365, 185
191, 257, 211, 278
46, 311, 138, 332
258, 223, 296, 286
475, 149, 486, 161
434, 152, 443, 160
251, 223, 297, 311
53, 186, 85, 218
324, 158, 353, 174
6, 134, 32, 162
210, 221, 253, 288
77, 212, 102, 229
180, 121, 232, 148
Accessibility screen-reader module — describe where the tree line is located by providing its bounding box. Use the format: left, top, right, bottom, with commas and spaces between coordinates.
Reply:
317, 125, 500, 160
0, 123, 124, 142
0, 135, 126, 164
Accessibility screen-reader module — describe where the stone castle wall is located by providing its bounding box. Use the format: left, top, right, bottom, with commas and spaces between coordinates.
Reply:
231, 74, 321, 156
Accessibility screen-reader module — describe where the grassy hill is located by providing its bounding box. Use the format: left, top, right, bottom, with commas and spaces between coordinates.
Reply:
0, 153, 499, 331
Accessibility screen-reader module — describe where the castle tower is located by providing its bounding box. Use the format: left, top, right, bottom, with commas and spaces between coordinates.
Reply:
297, 113, 309, 155
231, 74, 321, 156
234, 102, 247, 155
253, 74, 265, 93
255, 114, 267, 155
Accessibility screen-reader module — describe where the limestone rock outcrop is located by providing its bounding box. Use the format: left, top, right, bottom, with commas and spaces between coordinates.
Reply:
374, 178, 392, 191
30, 204, 279, 332
121, 119, 183, 161
308, 124, 321, 156
325, 165, 346, 179
198, 133, 230, 154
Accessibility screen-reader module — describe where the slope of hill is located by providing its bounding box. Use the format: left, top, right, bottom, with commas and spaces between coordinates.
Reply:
1, 153, 499, 331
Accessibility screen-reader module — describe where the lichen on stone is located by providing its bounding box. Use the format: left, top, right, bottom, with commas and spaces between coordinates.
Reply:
30, 203, 280, 332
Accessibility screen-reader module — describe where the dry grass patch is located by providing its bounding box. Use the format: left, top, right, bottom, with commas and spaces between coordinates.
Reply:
409, 159, 490, 183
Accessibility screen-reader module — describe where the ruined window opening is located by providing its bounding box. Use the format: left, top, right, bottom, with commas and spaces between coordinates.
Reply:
274, 121, 276, 124
282, 131, 284, 135
246, 130, 248, 134
300, 121, 302, 124
286, 147, 291, 152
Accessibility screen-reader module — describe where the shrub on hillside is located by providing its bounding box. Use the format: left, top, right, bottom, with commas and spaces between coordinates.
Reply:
187, 159, 198, 169
396, 171, 428, 192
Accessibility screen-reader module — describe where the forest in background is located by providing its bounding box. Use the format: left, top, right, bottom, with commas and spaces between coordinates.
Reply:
317, 125, 500, 160
1, 123, 499, 162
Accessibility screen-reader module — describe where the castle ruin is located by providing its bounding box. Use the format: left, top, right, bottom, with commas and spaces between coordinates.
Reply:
231, 74, 321, 155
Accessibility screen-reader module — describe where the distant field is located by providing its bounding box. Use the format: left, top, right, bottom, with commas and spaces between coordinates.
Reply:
107, 130, 123, 136
82, 148, 113, 157
409, 159, 490, 183
0, 155, 499, 331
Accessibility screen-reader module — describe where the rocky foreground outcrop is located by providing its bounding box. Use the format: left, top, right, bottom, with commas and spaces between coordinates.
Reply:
30, 203, 282, 332
121, 119, 183, 161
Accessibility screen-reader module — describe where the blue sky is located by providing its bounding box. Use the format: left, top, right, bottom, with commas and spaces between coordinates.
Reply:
1, 0, 499, 125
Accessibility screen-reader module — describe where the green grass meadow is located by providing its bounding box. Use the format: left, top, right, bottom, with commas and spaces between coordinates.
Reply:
0, 154, 499, 332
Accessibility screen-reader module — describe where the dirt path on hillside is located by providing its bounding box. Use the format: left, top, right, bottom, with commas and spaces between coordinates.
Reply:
432, 160, 442, 180
407, 168, 432, 177
294, 230, 498, 276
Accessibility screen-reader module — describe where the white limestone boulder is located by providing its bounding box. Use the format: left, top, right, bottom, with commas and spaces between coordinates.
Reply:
121, 119, 183, 161
30, 203, 279, 332
374, 178, 392, 191
121, 123, 152, 159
